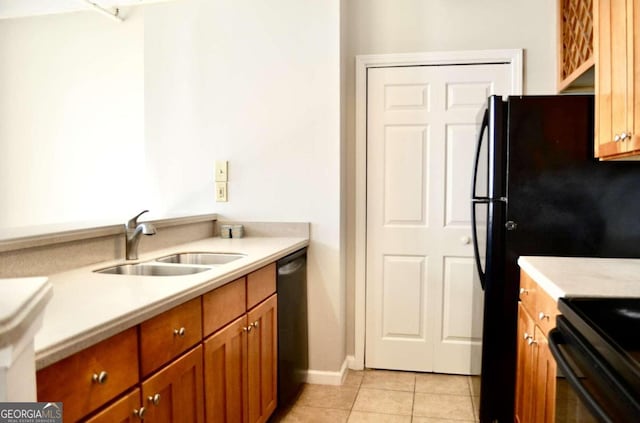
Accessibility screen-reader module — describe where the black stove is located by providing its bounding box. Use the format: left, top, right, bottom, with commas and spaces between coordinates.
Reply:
550, 297, 640, 422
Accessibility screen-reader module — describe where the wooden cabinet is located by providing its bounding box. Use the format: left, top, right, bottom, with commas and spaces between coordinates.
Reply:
515, 303, 535, 423
204, 316, 248, 423
595, 0, 640, 159
37, 260, 280, 423
515, 270, 558, 423
84, 389, 143, 423
558, 0, 595, 91
247, 295, 278, 423
141, 346, 205, 422
534, 326, 557, 423
203, 277, 246, 336
203, 265, 278, 423
36, 327, 139, 423
247, 263, 276, 309
140, 297, 203, 377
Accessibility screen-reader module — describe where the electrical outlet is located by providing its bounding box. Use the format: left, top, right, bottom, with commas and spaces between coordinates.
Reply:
215, 182, 228, 202
215, 160, 228, 182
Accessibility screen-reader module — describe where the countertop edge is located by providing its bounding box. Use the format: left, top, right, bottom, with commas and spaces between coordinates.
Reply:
34, 238, 308, 370
0, 277, 53, 349
518, 256, 640, 301
517, 257, 566, 300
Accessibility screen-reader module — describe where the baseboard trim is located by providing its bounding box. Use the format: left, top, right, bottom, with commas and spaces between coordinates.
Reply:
346, 354, 363, 371
305, 357, 349, 385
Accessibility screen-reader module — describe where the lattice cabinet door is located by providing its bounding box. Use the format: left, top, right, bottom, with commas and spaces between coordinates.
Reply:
558, 0, 594, 91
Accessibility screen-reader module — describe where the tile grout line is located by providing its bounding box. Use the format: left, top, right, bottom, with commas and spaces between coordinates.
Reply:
410, 372, 416, 423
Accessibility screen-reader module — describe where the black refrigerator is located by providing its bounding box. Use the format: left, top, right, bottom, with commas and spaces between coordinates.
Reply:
470, 95, 640, 423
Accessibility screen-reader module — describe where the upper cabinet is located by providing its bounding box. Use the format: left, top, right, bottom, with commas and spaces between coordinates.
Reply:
594, 0, 640, 159
558, 0, 595, 92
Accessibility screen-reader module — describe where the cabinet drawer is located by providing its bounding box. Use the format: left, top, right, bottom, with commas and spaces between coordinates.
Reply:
85, 388, 141, 423
203, 277, 246, 336
534, 285, 558, 336
519, 270, 537, 314
140, 297, 202, 377
36, 327, 139, 423
247, 263, 276, 310
519, 270, 558, 336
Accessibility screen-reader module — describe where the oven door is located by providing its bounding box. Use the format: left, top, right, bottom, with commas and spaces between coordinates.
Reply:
549, 317, 640, 422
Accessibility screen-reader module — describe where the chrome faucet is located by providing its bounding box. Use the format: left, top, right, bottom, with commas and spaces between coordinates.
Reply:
125, 210, 157, 260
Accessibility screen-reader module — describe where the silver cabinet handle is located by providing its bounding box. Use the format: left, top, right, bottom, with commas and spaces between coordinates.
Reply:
173, 327, 186, 337
538, 312, 550, 321
134, 407, 146, 419
92, 371, 108, 384
148, 393, 161, 406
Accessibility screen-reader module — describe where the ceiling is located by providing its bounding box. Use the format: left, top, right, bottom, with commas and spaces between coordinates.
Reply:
0, 0, 172, 20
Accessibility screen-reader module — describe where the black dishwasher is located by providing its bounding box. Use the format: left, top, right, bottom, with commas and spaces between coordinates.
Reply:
276, 247, 308, 409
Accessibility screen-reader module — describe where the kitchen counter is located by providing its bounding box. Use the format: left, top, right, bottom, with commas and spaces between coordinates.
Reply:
35, 236, 308, 370
518, 256, 640, 300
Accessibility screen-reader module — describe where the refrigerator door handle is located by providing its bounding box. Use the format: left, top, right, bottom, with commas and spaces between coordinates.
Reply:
471, 107, 489, 201
471, 198, 488, 290
471, 107, 489, 290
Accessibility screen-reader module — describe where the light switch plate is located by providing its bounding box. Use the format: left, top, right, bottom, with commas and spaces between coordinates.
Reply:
215, 182, 228, 202
215, 160, 228, 182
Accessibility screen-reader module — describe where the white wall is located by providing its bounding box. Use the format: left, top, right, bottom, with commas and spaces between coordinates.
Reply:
0, 10, 146, 228
144, 0, 344, 372
343, 0, 559, 355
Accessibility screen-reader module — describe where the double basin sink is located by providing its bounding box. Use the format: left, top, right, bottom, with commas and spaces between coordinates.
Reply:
95, 252, 246, 276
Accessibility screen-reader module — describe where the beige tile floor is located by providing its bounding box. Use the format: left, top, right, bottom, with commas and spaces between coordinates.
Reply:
272, 370, 481, 423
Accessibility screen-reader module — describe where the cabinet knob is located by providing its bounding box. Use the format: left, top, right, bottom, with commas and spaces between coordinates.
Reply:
527, 337, 537, 346
621, 132, 629, 141
243, 325, 252, 333
91, 371, 108, 384
519, 288, 528, 296
614, 134, 621, 142
538, 312, 550, 321
134, 407, 146, 419
253, 321, 259, 328
148, 393, 161, 406
173, 327, 186, 337
523, 332, 532, 341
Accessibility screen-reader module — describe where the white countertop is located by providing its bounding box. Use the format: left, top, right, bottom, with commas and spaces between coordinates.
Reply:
0, 276, 52, 349
518, 256, 640, 301
34, 236, 308, 369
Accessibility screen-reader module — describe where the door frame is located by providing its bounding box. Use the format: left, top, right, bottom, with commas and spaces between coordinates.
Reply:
353, 49, 523, 370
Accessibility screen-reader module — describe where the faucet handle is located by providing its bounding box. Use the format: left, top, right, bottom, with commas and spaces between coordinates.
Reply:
127, 210, 149, 229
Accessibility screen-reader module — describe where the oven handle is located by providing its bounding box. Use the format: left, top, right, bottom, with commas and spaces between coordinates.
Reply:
548, 329, 614, 423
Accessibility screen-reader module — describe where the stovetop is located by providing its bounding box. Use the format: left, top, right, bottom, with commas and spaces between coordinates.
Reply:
558, 297, 640, 394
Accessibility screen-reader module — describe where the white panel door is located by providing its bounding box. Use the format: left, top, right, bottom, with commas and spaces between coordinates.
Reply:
365, 64, 510, 374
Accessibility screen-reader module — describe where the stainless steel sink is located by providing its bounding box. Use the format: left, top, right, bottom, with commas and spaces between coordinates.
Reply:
95, 263, 209, 276
154, 252, 246, 265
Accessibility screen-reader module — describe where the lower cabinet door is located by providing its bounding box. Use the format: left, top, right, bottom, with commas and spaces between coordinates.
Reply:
141, 345, 205, 423
85, 389, 143, 423
515, 302, 535, 423
534, 328, 556, 423
203, 315, 248, 423
247, 294, 278, 423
